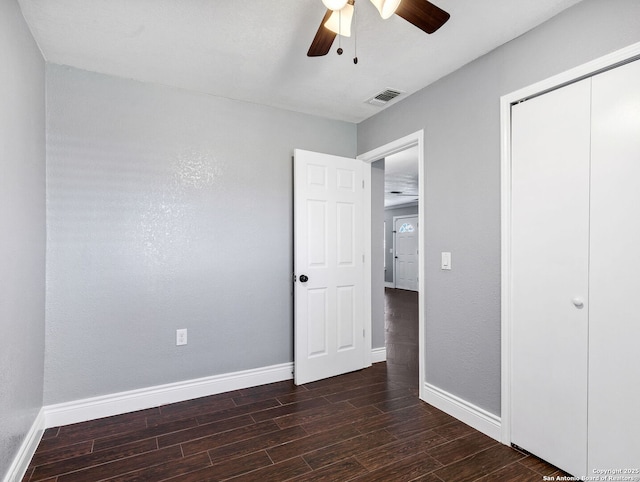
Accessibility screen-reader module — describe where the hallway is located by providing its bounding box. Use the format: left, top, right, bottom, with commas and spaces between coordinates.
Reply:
384, 288, 419, 388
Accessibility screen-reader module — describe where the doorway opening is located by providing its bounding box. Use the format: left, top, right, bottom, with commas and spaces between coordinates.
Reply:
359, 130, 425, 399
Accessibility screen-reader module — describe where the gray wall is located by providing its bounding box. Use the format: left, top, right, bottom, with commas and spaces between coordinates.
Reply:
44, 65, 356, 404
0, 0, 46, 477
357, 0, 640, 416
370, 160, 385, 349
384, 204, 419, 284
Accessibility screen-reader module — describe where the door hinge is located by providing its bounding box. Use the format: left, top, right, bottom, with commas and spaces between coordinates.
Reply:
362, 254, 365, 263
363, 328, 365, 338
362, 179, 365, 189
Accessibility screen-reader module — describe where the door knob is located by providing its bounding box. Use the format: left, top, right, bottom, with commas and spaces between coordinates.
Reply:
299, 274, 309, 283
572, 297, 584, 308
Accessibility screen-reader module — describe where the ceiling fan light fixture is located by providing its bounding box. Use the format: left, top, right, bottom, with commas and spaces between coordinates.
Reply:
322, 0, 348, 10
369, 0, 401, 19
324, 4, 354, 37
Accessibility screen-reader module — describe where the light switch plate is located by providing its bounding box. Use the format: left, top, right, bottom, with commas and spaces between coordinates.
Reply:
441, 252, 452, 270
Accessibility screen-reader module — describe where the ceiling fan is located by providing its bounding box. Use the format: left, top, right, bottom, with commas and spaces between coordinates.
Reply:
308, 0, 450, 57
389, 190, 417, 195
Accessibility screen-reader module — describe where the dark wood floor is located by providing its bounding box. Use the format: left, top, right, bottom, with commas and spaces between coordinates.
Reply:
384, 288, 419, 387
23, 290, 564, 481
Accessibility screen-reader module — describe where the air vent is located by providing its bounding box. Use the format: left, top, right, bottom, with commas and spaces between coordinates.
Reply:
366, 88, 404, 106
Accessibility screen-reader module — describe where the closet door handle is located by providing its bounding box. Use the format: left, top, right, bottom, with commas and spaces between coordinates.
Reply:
571, 297, 584, 309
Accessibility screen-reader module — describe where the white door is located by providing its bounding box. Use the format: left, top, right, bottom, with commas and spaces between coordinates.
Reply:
293, 149, 366, 385
510, 79, 591, 477
588, 59, 640, 472
394, 216, 418, 291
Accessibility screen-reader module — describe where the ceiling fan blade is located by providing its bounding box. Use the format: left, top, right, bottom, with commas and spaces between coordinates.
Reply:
307, 9, 337, 57
395, 0, 450, 34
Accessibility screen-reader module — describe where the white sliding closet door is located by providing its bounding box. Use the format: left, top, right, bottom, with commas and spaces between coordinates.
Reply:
588, 59, 640, 472
510, 79, 591, 477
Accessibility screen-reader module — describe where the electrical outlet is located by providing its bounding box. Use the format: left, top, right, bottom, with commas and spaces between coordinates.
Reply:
176, 328, 187, 346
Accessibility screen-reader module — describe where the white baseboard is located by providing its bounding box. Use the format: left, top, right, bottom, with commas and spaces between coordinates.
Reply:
3, 408, 45, 482
42, 353, 399, 429
423, 382, 501, 441
44, 362, 294, 428
384, 282, 395, 288
371, 347, 387, 363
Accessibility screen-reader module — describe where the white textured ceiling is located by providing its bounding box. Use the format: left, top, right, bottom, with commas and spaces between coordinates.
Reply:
385, 146, 419, 208
19, 0, 583, 123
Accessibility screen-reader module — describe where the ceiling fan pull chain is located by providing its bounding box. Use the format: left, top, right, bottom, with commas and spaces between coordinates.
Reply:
337, 8, 344, 55
353, 2, 358, 64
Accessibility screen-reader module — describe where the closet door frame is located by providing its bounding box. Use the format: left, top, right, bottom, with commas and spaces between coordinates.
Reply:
499, 41, 640, 446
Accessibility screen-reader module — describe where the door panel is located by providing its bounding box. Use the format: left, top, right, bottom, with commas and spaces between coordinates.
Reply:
588, 59, 640, 472
337, 202, 355, 265
294, 149, 365, 385
307, 288, 328, 357
336, 285, 355, 350
510, 79, 591, 477
307, 200, 327, 267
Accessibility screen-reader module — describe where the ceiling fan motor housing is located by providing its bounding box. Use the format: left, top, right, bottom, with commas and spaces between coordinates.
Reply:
308, 0, 450, 57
